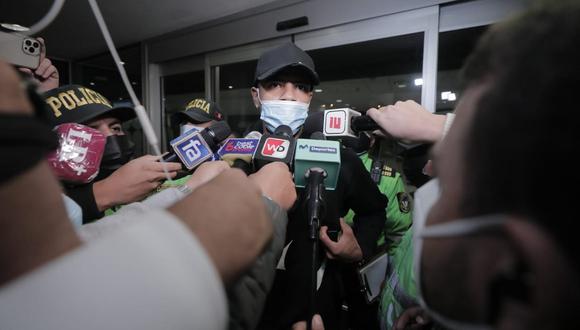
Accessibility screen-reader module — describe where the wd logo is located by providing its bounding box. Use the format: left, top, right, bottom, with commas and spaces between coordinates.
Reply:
261, 138, 290, 159
172, 133, 211, 170
324, 110, 347, 134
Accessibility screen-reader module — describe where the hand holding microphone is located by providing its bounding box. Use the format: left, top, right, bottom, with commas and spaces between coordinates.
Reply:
249, 162, 296, 211
93, 155, 182, 211
184, 160, 230, 191
163, 121, 231, 170
366, 100, 446, 143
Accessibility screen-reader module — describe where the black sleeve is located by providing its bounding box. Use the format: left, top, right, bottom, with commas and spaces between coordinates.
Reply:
64, 183, 104, 224
339, 148, 388, 259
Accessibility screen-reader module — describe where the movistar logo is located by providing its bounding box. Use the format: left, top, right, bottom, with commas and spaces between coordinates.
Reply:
298, 144, 309, 150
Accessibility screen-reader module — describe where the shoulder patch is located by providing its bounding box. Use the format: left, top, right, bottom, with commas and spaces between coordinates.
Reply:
396, 192, 411, 213
382, 165, 395, 178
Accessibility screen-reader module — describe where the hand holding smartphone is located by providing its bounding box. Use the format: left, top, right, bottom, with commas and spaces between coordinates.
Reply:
0, 31, 41, 69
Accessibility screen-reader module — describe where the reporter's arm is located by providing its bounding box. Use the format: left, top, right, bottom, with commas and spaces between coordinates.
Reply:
367, 100, 448, 143
92, 155, 182, 211
169, 169, 273, 284
228, 196, 289, 330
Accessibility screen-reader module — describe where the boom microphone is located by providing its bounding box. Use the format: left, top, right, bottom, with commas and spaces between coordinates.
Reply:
323, 108, 380, 137
163, 121, 231, 170
46, 123, 107, 183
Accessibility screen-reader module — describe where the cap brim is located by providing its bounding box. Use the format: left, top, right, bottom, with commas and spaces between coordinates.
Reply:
101, 106, 136, 123
175, 110, 211, 124
257, 63, 319, 85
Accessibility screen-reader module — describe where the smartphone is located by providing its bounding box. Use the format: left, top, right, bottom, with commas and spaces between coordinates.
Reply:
0, 31, 41, 69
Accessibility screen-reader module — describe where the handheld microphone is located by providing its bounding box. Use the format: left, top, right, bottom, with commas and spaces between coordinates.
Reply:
294, 132, 341, 190
46, 123, 107, 183
163, 121, 231, 170
217, 131, 262, 175
253, 125, 296, 171
322, 108, 380, 136
351, 115, 380, 133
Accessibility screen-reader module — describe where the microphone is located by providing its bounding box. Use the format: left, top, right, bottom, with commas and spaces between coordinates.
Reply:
163, 121, 231, 170
351, 115, 380, 133
46, 123, 107, 183
217, 131, 262, 175
253, 125, 296, 171
294, 131, 341, 190
322, 108, 380, 137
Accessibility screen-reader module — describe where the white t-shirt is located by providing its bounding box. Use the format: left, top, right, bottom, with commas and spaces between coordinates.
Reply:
0, 208, 227, 330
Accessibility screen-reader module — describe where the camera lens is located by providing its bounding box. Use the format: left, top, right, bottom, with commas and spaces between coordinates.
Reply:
33, 42, 39, 48
25, 40, 31, 46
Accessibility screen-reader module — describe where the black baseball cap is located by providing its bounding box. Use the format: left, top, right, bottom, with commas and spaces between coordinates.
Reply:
254, 43, 319, 85
174, 98, 224, 124
42, 84, 135, 127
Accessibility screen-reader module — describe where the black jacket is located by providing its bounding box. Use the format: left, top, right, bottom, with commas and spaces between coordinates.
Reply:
256, 119, 388, 329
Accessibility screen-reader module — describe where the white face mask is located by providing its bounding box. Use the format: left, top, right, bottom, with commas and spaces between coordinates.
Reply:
412, 179, 506, 330
179, 124, 204, 135
258, 90, 309, 135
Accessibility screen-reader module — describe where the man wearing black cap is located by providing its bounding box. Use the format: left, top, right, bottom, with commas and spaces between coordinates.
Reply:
250, 43, 387, 329
43, 84, 182, 222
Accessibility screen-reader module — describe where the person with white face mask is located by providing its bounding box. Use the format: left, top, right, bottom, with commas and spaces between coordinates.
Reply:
372, 3, 580, 330
251, 43, 388, 330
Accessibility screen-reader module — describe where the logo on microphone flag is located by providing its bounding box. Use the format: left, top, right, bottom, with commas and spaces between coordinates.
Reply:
324, 109, 347, 134
261, 137, 290, 158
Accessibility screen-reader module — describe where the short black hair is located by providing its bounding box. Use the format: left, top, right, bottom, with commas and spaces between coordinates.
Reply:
460, 0, 580, 268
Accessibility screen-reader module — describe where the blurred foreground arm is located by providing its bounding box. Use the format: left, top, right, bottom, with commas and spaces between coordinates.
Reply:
367, 100, 451, 143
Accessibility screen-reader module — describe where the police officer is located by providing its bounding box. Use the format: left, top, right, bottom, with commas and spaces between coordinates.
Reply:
249, 43, 388, 329
42, 84, 182, 222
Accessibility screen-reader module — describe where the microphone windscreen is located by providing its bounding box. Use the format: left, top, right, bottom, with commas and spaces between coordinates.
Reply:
274, 125, 293, 138
208, 121, 232, 143
303, 111, 325, 137
245, 131, 263, 139
310, 131, 326, 140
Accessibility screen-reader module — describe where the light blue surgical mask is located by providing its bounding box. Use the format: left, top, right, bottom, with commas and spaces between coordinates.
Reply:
258, 90, 309, 135
412, 178, 506, 330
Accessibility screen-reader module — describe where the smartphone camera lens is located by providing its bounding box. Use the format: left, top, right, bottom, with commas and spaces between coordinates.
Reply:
33, 42, 39, 48
25, 40, 31, 46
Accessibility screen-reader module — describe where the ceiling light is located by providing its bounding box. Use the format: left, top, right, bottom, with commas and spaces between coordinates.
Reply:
119, 61, 125, 65
414, 78, 423, 86
336, 99, 342, 103
314, 89, 323, 93
89, 82, 95, 86
448, 93, 457, 101
228, 85, 233, 89
441, 91, 451, 100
